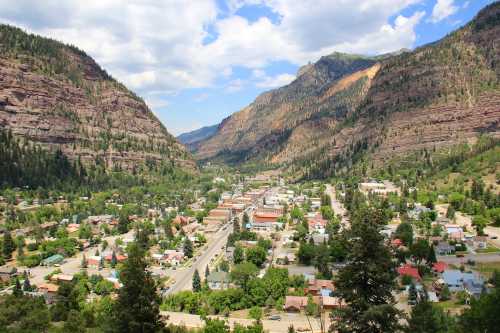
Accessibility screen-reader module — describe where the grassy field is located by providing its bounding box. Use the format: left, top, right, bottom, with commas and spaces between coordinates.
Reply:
474, 261, 500, 278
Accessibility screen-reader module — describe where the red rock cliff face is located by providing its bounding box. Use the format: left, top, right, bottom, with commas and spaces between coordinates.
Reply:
195, 3, 500, 178
0, 25, 194, 171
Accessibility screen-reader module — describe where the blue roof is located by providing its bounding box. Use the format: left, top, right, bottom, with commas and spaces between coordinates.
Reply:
320, 289, 332, 297
443, 270, 476, 285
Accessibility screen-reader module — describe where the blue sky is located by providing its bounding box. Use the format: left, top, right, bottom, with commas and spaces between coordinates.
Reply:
0, 0, 494, 135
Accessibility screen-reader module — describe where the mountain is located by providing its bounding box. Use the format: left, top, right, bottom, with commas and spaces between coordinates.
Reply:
0, 24, 194, 172
195, 2, 500, 178
177, 124, 219, 152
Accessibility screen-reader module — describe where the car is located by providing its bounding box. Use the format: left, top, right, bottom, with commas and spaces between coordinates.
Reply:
268, 315, 281, 321
491, 236, 498, 240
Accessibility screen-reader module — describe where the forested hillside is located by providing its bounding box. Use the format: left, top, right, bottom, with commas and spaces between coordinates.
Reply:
196, 3, 500, 180
0, 24, 194, 173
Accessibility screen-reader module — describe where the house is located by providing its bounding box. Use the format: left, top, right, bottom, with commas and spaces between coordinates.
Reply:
311, 234, 329, 245
471, 236, 488, 250
50, 274, 74, 283
38, 283, 59, 304
41, 254, 64, 266
276, 253, 296, 265
307, 279, 335, 296
0, 266, 17, 282
464, 276, 486, 299
432, 261, 448, 274
164, 250, 185, 266
308, 214, 327, 234
251, 211, 282, 230
104, 253, 127, 263
442, 270, 476, 292
436, 241, 454, 255
284, 296, 309, 312
206, 271, 230, 290
445, 225, 464, 241
320, 296, 341, 310
87, 256, 103, 268
391, 239, 403, 247
407, 204, 431, 220
397, 264, 421, 281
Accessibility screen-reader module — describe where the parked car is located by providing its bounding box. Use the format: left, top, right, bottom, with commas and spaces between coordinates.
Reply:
268, 315, 281, 321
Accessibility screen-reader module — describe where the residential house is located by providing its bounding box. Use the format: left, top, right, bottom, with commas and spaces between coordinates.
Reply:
284, 296, 309, 312
445, 225, 464, 241
207, 271, 230, 290
50, 274, 74, 283
436, 241, 454, 255
307, 279, 335, 296
397, 264, 422, 281
41, 254, 64, 267
0, 266, 17, 282
38, 283, 59, 304
432, 261, 448, 274
311, 234, 329, 245
442, 270, 477, 292
307, 213, 327, 234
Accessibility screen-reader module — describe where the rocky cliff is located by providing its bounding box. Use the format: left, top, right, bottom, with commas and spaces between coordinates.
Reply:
0, 24, 194, 171
195, 3, 500, 178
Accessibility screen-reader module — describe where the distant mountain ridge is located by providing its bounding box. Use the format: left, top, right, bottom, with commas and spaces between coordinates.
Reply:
0, 24, 194, 171
177, 124, 219, 152
194, 2, 500, 178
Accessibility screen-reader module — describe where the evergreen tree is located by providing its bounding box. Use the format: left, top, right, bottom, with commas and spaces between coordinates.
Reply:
112, 242, 162, 333
408, 282, 418, 304
192, 269, 201, 292
2, 232, 16, 259
81, 254, 88, 268
233, 217, 241, 233
22, 272, 31, 291
111, 250, 118, 268
427, 245, 437, 264
183, 238, 193, 258
406, 297, 453, 332
333, 208, 402, 333
13, 277, 23, 297
205, 265, 210, 279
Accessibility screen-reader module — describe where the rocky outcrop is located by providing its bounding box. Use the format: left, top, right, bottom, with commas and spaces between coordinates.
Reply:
195, 3, 500, 178
0, 24, 194, 171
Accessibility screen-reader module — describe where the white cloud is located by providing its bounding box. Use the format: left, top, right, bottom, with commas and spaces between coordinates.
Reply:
255, 73, 295, 88
430, 0, 459, 23
0, 0, 426, 99
225, 79, 245, 93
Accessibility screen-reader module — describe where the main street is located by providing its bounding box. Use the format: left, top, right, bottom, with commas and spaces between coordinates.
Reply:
165, 222, 233, 294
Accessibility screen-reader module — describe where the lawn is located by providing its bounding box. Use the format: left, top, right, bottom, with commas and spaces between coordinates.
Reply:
476, 246, 500, 254
475, 261, 500, 278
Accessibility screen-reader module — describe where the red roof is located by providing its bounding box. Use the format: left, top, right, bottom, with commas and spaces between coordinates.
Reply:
397, 264, 421, 281
432, 261, 448, 273
391, 239, 403, 247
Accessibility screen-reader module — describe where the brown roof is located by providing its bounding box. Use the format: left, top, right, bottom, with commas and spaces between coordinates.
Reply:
284, 296, 308, 310
38, 283, 59, 293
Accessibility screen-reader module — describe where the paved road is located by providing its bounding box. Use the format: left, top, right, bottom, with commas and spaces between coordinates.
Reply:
325, 184, 348, 226
166, 223, 233, 294
162, 311, 330, 333
438, 253, 500, 265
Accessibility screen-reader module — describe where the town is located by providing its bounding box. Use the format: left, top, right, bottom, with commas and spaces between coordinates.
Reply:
1, 158, 499, 332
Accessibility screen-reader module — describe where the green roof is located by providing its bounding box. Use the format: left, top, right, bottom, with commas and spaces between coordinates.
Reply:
42, 254, 64, 265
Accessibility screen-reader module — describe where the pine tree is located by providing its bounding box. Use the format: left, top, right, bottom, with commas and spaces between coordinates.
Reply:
22, 271, 31, 291
183, 238, 193, 258
334, 207, 403, 333
408, 282, 418, 304
406, 298, 453, 332
2, 232, 16, 259
205, 265, 210, 279
81, 254, 88, 268
111, 250, 118, 268
427, 245, 437, 264
13, 277, 23, 297
112, 242, 162, 333
192, 269, 201, 292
